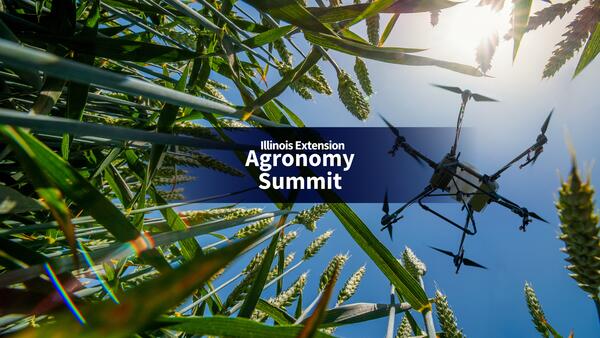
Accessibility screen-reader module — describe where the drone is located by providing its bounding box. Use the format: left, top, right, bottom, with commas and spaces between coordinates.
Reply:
380, 84, 553, 273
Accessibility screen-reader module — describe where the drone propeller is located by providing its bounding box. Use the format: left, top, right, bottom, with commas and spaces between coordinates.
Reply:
518, 110, 554, 169
429, 246, 487, 270
383, 189, 389, 214
528, 211, 548, 223
431, 84, 498, 102
380, 114, 425, 167
462, 258, 487, 269
380, 114, 401, 138
471, 93, 498, 102
491, 110, 554, 180
540, 110, 553, 135
431, 84, 463, 94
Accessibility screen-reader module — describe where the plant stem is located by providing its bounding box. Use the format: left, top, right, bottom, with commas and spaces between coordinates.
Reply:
385, 285, 396, 338
419, 275, 437, 338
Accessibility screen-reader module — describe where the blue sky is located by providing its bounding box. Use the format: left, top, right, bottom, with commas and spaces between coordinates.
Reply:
199, 1, 600, 336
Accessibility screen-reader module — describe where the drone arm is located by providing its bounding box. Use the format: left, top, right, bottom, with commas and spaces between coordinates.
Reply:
398, 141, 437, 168
491, 136, 548, 180
490, 146, 534, 180
490, 193, 522, 214
450, 101, 467, 156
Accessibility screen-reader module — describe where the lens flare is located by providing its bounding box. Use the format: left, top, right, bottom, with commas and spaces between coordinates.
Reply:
127, 231, 156, 256
43, 263, 86, 325
77, 241, 120, 304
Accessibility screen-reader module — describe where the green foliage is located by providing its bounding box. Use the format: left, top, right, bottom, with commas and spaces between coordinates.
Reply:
324, 200, 430, 311
519, 0, 600, 77
543, 3, 599, 78
0, 0, 597, 336
511, 0, 534, 60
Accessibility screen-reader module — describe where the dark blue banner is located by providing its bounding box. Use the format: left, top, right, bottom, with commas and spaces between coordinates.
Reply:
168, 127, 475, 203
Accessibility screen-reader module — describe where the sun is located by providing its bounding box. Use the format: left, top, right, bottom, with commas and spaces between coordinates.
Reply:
434, 2, 512, 56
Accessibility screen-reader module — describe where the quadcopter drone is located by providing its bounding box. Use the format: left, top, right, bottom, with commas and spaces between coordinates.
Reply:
380, 84, 553, 273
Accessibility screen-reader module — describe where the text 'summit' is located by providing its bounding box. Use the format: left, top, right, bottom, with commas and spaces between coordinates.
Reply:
244, 140, 355, 190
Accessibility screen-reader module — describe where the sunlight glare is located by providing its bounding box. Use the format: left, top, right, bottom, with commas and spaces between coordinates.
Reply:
439, 3, 512, 55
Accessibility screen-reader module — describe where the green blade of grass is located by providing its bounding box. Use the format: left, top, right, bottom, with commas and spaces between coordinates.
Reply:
296, 258, 339, 338
0, 185, 43, 214
103, 0, 161, 14
242, 26, 294, 49
379, 13, 400, 47
574, 22, 600, 77
155, 316, 335, 338
0, 125, 140, 242
0, 18, 42, 89
307, 1, 459, 23
0, 109, 249, 150
243, 0, 336, 35
256, 299, 297, 324
147, 63, 189, 186
316, 302, 411, 328
238, 230, 280, 318
0, 211, 290, 287
512, 0, 533, 61
0, 39, 280, 126
19, 34, 199, 63
346, 0, 396, 28
304, 32, 482, 76
319, 192, 429, 312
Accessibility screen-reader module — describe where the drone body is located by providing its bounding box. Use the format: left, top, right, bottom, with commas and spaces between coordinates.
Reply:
432, 159, 499, 212
381, 84, 552, 273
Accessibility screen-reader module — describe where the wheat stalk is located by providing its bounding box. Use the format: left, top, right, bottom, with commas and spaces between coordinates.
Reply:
434, 290, 465, 338
366, 1, 380, 45
402, 247, 427, 279
556, 156, 600, 303
234, 217, 275, 239
179, 207, 263, 226
319, 254, 349, 291
524, 282, 551, 337
395, 315, 413, 338
336, 265, 366, 306
354, 57, 373, 96
337, 70, 370, 120
292, 203, 330, 231
303, 230, 334, 260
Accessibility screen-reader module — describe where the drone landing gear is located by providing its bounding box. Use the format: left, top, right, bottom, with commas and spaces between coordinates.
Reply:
417, 191, 478, 236
419, 187, 485, 273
